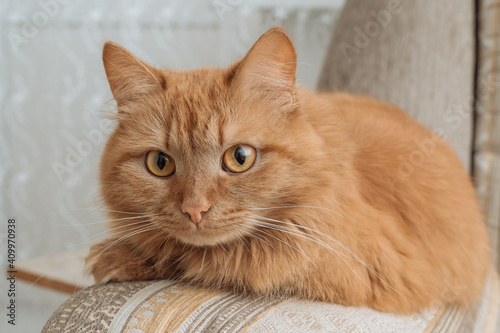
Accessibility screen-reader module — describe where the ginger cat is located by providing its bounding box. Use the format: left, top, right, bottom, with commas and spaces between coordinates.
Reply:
86, 28, 490, 314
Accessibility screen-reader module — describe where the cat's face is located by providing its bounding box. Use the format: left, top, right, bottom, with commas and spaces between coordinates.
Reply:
100, 29, 327, 246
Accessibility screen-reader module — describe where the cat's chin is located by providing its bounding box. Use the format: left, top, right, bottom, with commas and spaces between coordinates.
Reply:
175, 230, 237, 247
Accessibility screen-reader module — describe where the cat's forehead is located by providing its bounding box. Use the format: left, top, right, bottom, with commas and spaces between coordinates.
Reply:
163, 68, 228, 107
152, 69, 232, 152
122, 68, 265, 155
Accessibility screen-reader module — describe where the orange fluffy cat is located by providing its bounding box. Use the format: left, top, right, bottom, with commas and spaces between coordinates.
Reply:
87, 28, 490, 314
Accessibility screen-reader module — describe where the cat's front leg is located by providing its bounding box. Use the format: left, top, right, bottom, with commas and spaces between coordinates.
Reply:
86, 239, 158, 284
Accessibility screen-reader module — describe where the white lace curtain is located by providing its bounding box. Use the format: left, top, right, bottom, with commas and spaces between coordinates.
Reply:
0, 0, 344, 263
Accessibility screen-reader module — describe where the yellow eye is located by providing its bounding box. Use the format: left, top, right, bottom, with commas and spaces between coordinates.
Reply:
145, 151, 175, 177
223, 144, 257, 173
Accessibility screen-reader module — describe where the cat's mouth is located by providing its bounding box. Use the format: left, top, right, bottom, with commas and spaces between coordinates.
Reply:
151, 214, 251, 247
175, 229, 238, 247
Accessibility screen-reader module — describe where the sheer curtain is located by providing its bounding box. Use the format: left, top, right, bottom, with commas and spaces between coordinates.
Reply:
0, 0, 344, 331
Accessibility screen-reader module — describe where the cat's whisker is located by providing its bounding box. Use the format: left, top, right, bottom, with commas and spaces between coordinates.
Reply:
248, 219, 345, 258
242, 226, 277, 252
158, 233, 172, 251
152, 237, 178, 276
33, 221, 154, 267
50, 213, 160, 227
251, 215, 382, 279
40, 207, 155, 218
96, 208, 162, 216
86, 223, 158, 269
231, 222, 288, 255
78, 220, 154, 247
131, 229, 169, 259
237, 234, 251, 252
86, 227, 159, 276
200, 249, 207, 273
181, 242, 189, 256
80, 225, 153, 261
251, 215, 358, 260
218, 244, 231, 256
247, 205, 344, 219
249, 216, 401, 296
26, 222, 156, 291
228, 224, 264, 252
250, 215, 358, 261
248, 218, 375, 295
249, 218, 356, 262
97, 208, 158, 215
249, 223, 318, 268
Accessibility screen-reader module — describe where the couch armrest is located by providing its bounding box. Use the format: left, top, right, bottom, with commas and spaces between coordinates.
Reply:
43, 268, 500, 332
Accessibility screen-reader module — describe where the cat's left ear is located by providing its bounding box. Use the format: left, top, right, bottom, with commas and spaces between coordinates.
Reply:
102, 41, 164, 106
230, 28, 297, 103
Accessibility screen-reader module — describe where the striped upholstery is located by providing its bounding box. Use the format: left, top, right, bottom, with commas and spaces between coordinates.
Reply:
43, 269, 500, 333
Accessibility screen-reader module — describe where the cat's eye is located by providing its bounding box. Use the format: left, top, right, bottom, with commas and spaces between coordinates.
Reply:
145, 151, 176, 177
223, 144, 256, 173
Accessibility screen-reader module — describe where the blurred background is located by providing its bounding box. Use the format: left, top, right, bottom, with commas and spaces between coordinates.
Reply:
0, 0, 345, 331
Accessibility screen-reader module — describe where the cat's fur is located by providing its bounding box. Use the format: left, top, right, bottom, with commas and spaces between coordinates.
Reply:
86, 28, 490, 314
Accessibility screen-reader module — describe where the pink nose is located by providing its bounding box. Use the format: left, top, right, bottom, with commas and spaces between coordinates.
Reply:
181, 201, 211, 227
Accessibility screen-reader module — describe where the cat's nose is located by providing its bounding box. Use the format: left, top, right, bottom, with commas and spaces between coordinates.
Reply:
181, 201, 211, 227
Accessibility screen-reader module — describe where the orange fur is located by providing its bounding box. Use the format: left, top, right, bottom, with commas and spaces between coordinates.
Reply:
86, 28, 490, 314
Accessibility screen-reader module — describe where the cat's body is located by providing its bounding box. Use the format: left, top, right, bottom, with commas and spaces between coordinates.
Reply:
87, 28, 490, 314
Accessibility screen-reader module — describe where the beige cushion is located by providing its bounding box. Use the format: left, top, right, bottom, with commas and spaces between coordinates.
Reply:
42, 269, 500, 332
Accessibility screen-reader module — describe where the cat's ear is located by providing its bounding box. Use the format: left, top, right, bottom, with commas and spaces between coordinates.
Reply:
102, 42, 164, 106
230, 28, 297, 102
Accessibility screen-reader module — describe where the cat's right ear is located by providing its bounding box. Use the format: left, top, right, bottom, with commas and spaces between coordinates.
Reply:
228, 28, 297, 105
102, 42, 164, 106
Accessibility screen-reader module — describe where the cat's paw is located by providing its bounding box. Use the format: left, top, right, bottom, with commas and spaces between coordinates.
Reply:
86, 239, 157, 284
